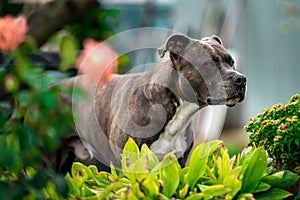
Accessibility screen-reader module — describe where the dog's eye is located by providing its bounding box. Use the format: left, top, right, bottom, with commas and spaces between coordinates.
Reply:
228, 58, 234, 66
212, 55, 219, 63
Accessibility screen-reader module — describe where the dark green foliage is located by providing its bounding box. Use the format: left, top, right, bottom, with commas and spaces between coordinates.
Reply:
66, 3, 119, 46
0, 37, 82, 199
66, 139, 298, 199
244, 94, 300, 173
0, 3, 121, 199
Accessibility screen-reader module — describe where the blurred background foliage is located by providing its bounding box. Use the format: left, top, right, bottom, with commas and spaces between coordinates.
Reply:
0, 39, 74, 199
0, 0, 121, 199
65, 5, 119, 46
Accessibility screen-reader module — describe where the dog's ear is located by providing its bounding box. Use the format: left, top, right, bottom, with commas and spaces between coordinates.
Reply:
202, 35, 223, 46
211, 35, 223, 45
158, 34, 190, 58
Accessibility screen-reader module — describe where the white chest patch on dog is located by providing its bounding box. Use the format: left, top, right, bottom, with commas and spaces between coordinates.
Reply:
150, 100, 199, 160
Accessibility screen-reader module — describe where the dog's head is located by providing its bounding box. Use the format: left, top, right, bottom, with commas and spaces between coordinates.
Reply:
158, 34, 246, 107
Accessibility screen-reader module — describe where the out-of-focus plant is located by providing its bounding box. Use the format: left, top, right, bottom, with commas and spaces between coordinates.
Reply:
0, 14, 82, 199
0, 0, 122, 198
66, 139, 298, 199
65, 3, 119, 46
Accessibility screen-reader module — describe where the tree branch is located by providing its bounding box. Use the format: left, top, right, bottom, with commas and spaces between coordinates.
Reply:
23, 0, 97, 47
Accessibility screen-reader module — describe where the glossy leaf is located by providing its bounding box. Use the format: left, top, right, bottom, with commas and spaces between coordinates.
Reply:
122, 137, 140, 163
199, 184, 232, 196
186, 140, 222, 189
179, 183, 189, 199
159, 152, 180, 198
223, 166, 242, 197
253, 181, 271, 193
254, 188, 293, 200
237, 193, 255, 200
262, 170, 299, 188
93, 171, 110, 188
71, 162, 93, 181
185, 193, 206, 200
240, 147, 267, 193
216, 147, 230, 182
140, 177, 159, 199
141, 144, 159, 171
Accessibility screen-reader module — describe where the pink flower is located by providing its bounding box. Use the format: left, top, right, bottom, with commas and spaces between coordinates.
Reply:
76, 38, 118, 87
0, 15, 28, 53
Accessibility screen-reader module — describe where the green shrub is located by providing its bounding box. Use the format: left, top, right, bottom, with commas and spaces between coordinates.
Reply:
244, 94, 300, 173
0, 35, 82, 199
66, 139, 298, 199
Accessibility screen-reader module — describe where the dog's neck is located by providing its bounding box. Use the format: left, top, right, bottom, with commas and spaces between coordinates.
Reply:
143, 62, 201, 159
150, 99, 199, 160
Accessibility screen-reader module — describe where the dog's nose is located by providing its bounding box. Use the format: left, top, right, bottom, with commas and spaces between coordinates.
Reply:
233, 74, 246, 85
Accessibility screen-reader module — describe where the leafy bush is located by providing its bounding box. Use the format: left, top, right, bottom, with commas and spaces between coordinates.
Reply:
0, 4, 120, 198
0, 38, 79, 199
66, 139, 298, 199
244, 94, 300, 173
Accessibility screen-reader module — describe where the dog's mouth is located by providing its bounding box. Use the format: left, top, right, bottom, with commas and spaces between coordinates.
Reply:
207, 94, 244, 107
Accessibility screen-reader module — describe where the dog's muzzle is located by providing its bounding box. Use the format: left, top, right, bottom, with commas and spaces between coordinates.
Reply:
207, 73, 247, 107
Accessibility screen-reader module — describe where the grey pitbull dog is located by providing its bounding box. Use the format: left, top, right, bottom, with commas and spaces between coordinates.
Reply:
58, 34, 246, 172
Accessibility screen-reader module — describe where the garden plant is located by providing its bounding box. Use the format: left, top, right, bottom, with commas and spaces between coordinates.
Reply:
245, 94, 300, 197
66, 138, 298, 199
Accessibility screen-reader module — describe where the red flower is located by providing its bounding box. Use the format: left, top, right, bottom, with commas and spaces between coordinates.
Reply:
0, 15, 28, 53
76, 38, 118, 87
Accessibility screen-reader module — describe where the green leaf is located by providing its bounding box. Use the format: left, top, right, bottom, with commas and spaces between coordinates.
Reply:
150, 161, 162, 177
216, 147, 230, 182
129, 154, 149, 181
241, 147, 267, 193
159, 151, 180, 198
186, 140, 222, 189
39, 90, 58, 109
18, 126, 36, 150
140, 177, 159, 199
179, 167, 189, 184
237, 193, 255, 200
98, 181, 123, 199
253, 181, 271, 193
110, 162, 117, 176
93, 171, 110, 188
88, 165, 99, 174
122, 137, 140, 163
59, 35, 79, 71
185, 193, 206, 200
71, 162, 93, 180
131, 182, 145, 198
262, 170, 299, 189
223, 166, 242, 197
179, 183, 189, 199
198, 184, 232, 196
141, 144, 159, 171
158, 193, 169, 200
254, 188, 293, 200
